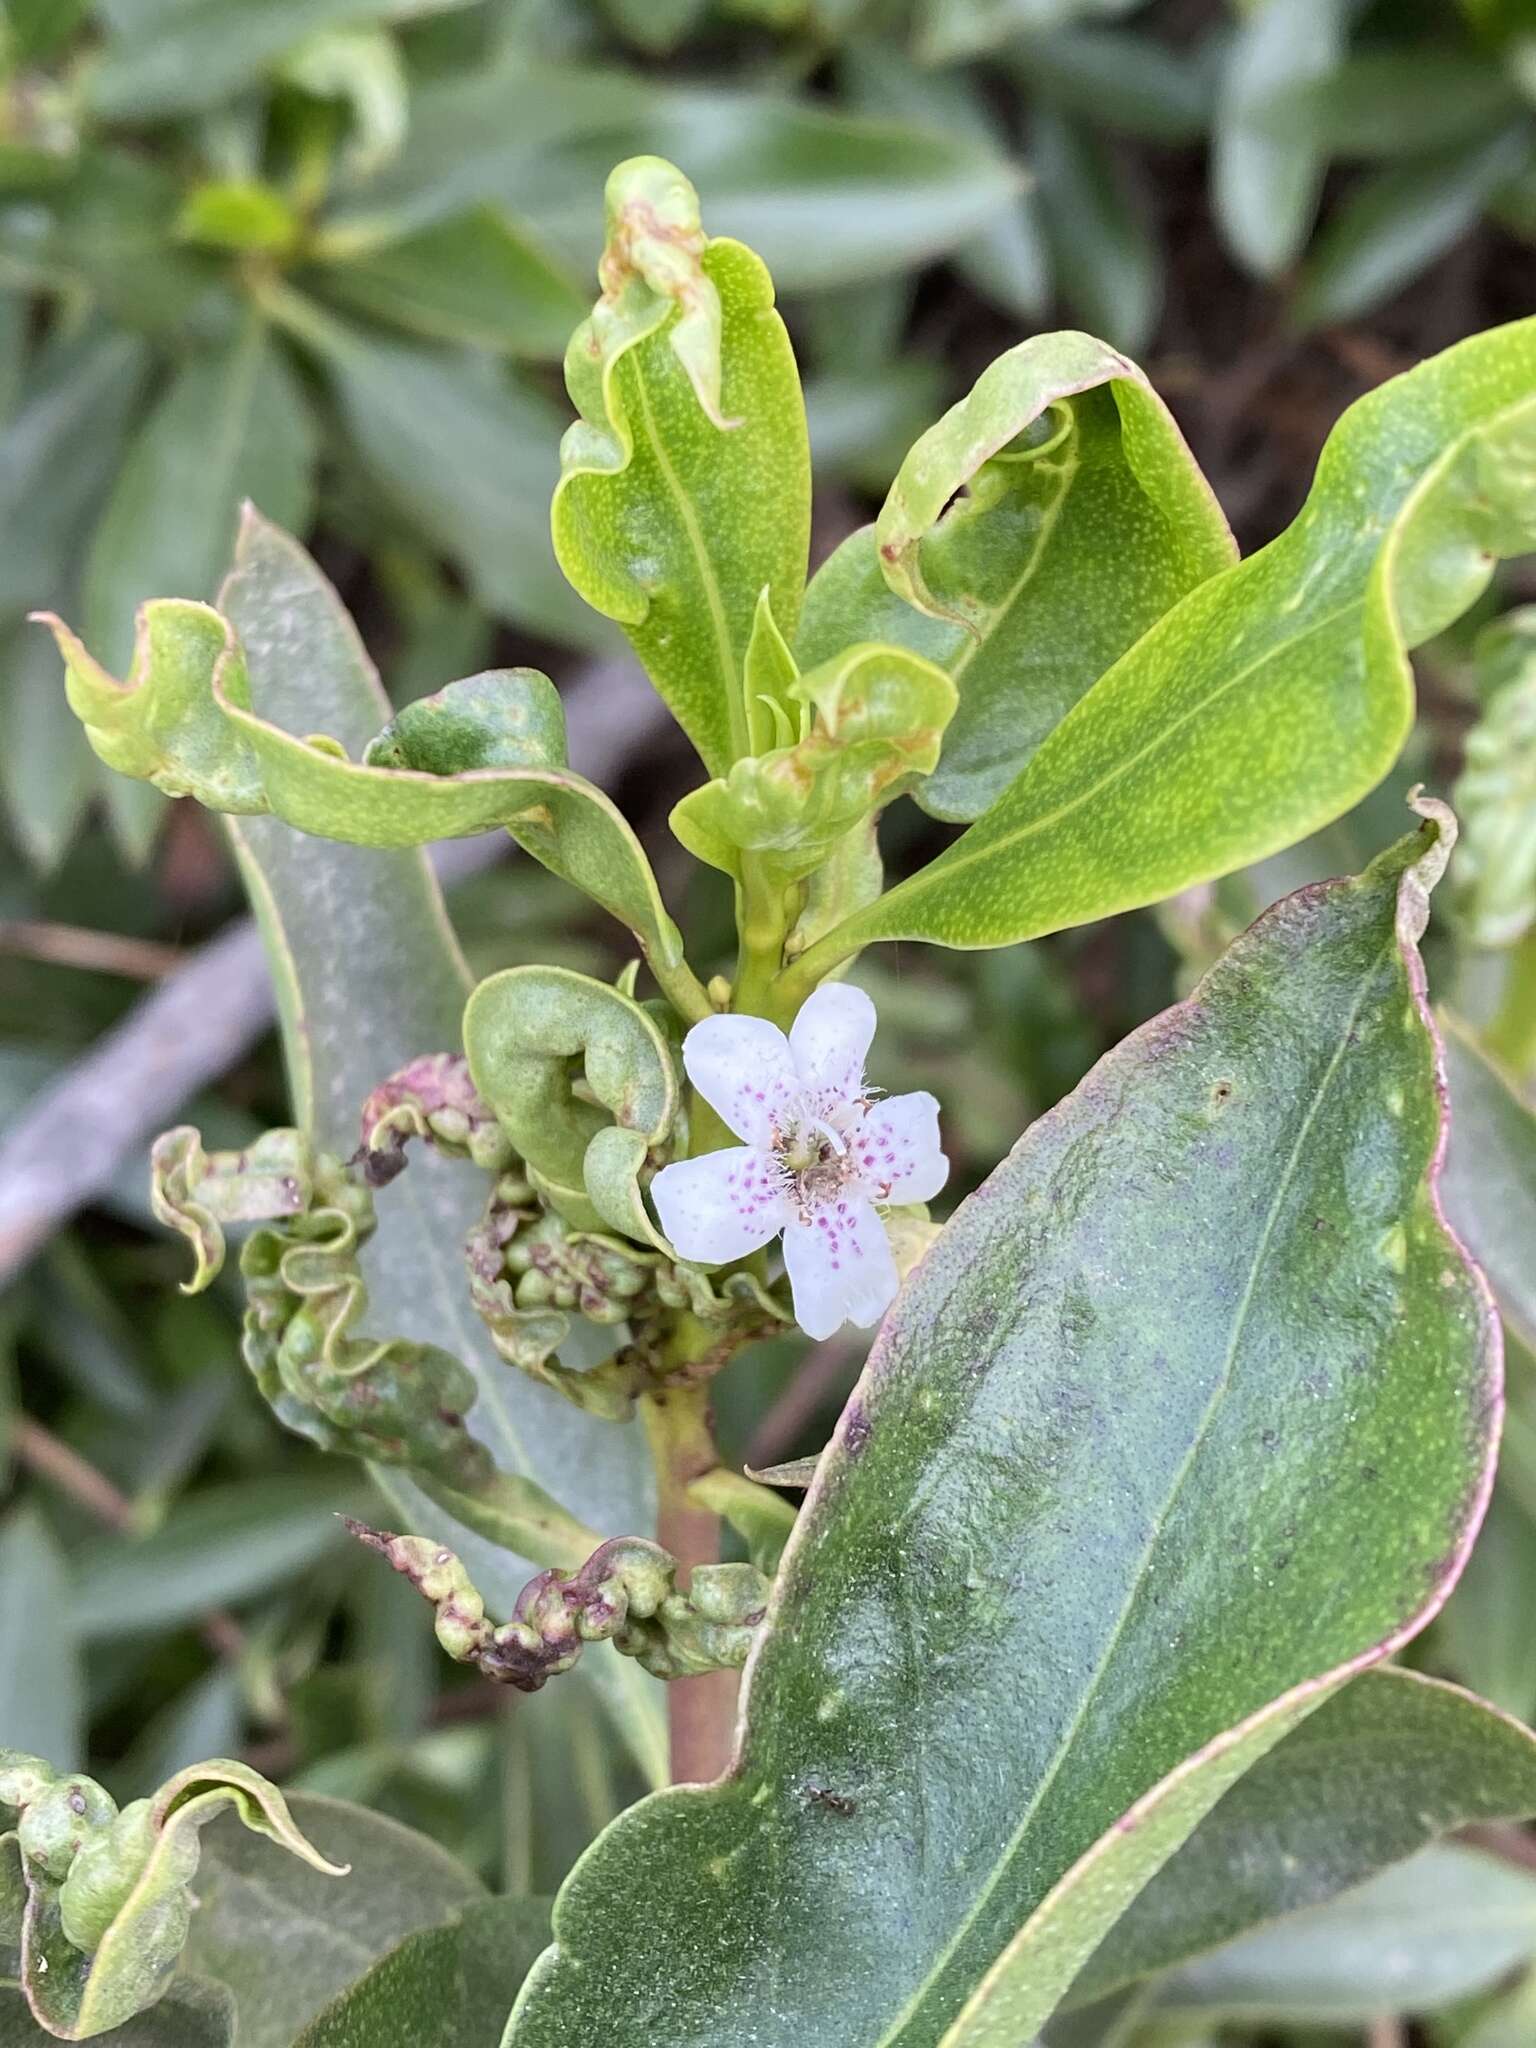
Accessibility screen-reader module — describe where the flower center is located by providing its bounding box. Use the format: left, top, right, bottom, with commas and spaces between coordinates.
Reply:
774, 1104, 860, 1213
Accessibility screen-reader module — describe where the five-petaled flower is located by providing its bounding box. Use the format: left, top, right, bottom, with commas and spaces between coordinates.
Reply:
650, 984, 947, 1341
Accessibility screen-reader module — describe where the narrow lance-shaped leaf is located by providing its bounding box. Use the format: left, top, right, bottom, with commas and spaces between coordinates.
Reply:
507, 801, 1499, 2048
797, 329, 1234, 821
552, 155, 811, 775
785, 318, 1536, 985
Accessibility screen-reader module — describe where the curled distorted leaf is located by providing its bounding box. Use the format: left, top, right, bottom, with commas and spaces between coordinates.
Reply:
349, 1523, 770, 1690
463, 965, 679, 1242
1453, 606, 1536, 948
36, 602, 697, 1002
799, 330, 1233, 821
149, 1125, 311, 1292
552, 155, 811, 775
781, 317, 1536, 987
0, 1751, 343, 2041
356, 1052, 516, 1181
670, 638, 957, 880
507, 802, 1500, 2048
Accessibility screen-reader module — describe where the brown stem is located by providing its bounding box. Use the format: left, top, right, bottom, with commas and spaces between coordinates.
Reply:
641, 1373, 737, 1784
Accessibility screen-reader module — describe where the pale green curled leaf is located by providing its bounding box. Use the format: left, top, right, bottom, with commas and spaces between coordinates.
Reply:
507, 801, 1499, 2048
0, 1751, 342, 2040
552, 155, 811, 775
670, 638, 957, 878
784, 318, 1536, 983
1454, 606, 1536, 948
182, 1793, 485, 2048
38, 604, 695, 1002
1067, 1667, 1536, 2007
149, 1125, 312, 1293
291, 1895, 553, 2048
209, 512, 661, 1777
464, 966, 678, 1242
1441, 1014, 1536, 1352
1156, 1843, 1536, 2025
797, 330, 1233, 822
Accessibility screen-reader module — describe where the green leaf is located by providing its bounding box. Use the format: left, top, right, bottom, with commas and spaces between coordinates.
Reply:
1258, 48, 1521, 160
1015, 30, 1211, 144
797, 330, 1234, 822
1453, 606, 1536, 948
311, 207, 585, 359
0, 152, 214, 331
182, 1793, 484, 2048
1069, 1667, 1536, 2006
267, 292, 600, 648
208, 511, 663, 1778
1030, 108, 1160, 355
1211, 0, 1343, 278
785, 318, 1536, 977
1437, 1488, 1536, 1722
82, 321, 316, 676
1293, 129, 1531, 328
292, 1895, 553, 2048
552, 156, 810, 776
672, 638, 959, 876
0, 1512, 81, 1770
1155, 1844, 1536, 2023
0, 1979, 234, 2047
1441, 1014, 1536, 1350
506, 806, 1498, 2048
69, 1475, 355, 1639
176, 181, 300, 254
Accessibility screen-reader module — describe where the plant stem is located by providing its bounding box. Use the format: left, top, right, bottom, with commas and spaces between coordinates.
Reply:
640, 1369, 737, 1784
732, 854, 797, 1022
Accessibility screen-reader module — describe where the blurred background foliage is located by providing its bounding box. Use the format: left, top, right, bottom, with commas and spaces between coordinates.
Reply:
2, 2, 1536, 2041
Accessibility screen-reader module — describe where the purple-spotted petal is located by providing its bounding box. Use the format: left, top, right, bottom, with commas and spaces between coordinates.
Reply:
650, 1147, 788, 1266
788, 982, 876, 1102
781, 1194, 898, 1341
681, 1014, 798, 1145
854, 1091, 948, 1205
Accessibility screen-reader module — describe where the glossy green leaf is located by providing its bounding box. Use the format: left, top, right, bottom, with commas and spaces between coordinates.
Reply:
785, 318, 1536, 979
1030, 108, 1160, 355
1211, 0, 1342, 278
508, 807, 1498, 2048
268, 291, 599, 647
312, 208, 585, 360
41, 598, 692, 996
552, 157, 810, 776
0, 1979, 233, 2048
1441, 1015, 1536, 1350
1156, 1844, 1536, 2024
292, 1895, 552, 2048
0, 1512, 81, 1769
182, 1793, 483, 2048
1293, 129, 1530, 328
209, 511, 663, 1778
82, 322, 316, 676
797, 331, 1233, 822
672, 638, 958, 876
1069, 1667, 1536, 2006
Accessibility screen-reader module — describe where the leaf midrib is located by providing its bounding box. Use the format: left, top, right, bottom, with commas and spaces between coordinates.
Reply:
943, 444, 1079, 689
873, 927, 1387, 2048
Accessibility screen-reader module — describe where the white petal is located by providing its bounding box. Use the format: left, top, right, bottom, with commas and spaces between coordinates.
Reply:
782, 1195, 898, 1341
853, 1091, 949, 1205
650, 1147, 788, 1266
789, 982, 876, 1102
682, 1014, 798, 1144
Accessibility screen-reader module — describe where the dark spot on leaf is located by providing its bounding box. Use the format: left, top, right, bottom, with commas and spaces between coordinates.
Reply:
843, 1403, 872, 1457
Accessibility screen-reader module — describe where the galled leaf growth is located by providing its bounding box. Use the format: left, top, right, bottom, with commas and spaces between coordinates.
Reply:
0, 1752, 343, 2041
799, 328, 1235, 821
552, 155, 811, 775
348, 1522, 769, 1689
507, 801, 1500, 2048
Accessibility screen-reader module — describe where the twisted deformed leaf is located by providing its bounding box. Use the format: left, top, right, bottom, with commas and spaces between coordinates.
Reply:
149, 1125, 596, 1569
552, 155, 811, 775
0, 1752, 342, 2041
670, 638, 957, 881
348, 1522, 770, 1690
37, 608, 700, 1009
783, 316, 1536, 986
356, 1051, 515, 1182
463, 965, 678, 1243
798, 329, 1234, 821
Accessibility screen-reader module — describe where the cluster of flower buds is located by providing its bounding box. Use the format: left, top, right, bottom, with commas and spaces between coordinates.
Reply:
346, 1524, 770, 1689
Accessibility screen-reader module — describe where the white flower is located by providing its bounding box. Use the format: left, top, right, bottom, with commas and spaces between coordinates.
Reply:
650, 983, 947, 1341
